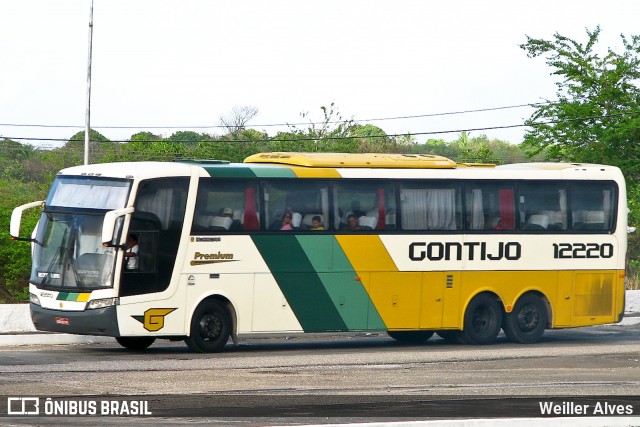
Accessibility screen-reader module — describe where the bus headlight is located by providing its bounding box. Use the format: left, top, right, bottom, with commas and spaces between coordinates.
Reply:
87, 298, 119, 310
29, 293, 41, 306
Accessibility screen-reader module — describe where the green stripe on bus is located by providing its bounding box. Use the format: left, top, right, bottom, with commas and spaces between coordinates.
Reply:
295, 235, 386, 330
249, 166, 297, 178
57, 292, 76, 301
202, 166, 257, 178
252, 235, 348, 332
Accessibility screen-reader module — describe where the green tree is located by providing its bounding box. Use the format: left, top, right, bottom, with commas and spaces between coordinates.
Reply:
0, 179, 46, 302
520, 27, 640, 168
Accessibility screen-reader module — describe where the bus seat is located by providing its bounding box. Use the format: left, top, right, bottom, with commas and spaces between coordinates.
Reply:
193, 215, 213, 230
542, 210, 565, 230
131, 211, 162, 230
572, 210, 586, 226
358, 216, 377, 230
366, 209, 380, 221
233, 209, 244, 223
210, 216, 233, 230
292, 212, 302, 228
385, 212, 397, 228
585, 210, 605, 224
582, 211, 605, 230
525, 214, 549, 230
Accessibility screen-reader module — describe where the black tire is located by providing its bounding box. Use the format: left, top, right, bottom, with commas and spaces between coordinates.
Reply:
185, 299, 231, 353
436, 330, 465, 344
115, 336, 156, 351
459, 293, 503, 345
503, 294, 547, 344
388, 330, 434, 343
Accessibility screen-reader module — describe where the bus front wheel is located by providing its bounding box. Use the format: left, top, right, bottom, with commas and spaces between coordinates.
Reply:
185, 299, 231, 353
115, 336, 156, 351
503, 294, 547, 344
388, 330, 434, 343
459, 293, 502, 345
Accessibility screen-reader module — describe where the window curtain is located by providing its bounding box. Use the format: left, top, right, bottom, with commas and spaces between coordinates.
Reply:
137, 189, 173, 229
401, 188, 456, 230
243, 186, 259, 230
499, 189, 515, 229
470, 189, 484, 230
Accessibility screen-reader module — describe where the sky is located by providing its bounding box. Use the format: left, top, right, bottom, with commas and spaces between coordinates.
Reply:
1, 0, 639, 149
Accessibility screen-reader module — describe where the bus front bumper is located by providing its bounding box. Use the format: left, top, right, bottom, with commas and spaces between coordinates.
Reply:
30, 303, 119, 336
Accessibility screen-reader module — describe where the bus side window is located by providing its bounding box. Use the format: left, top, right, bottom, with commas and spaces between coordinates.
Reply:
335, 182, 395, 231
263, 181, 329, 231
569, 182, 615, 231
192, 180, 259, 233
400, 183, 460, 231
465, 184, 515, 231
518, 183, 567, 232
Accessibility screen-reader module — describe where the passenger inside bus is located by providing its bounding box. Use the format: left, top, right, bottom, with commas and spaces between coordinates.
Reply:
342, 214, 361, 231
124, 234, 139, 270
310, 215, 324, 230
280, 212, 293, 230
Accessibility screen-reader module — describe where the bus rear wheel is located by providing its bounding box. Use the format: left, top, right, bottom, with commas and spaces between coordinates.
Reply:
115, 336, 156, 351
388, 330, 434, 343
503, 294, 547, 344
459, 293, 502, 345
185, 299, 230, 353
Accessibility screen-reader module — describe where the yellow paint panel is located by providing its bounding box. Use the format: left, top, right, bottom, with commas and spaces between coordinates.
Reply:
244, 152, 457, 168
77, 293, 91, 302
368, 272, 422, 329
336, 235, 398, 272
290, 166, 342, 178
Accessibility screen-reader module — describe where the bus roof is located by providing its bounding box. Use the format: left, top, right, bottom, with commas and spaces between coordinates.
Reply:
244, 152, 462, 169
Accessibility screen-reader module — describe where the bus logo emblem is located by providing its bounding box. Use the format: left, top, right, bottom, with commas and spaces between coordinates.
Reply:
132, 308, 176, 332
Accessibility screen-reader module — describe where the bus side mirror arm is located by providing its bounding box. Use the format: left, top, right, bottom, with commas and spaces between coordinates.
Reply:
10, 201, 44, 241
102, 207, 135, 247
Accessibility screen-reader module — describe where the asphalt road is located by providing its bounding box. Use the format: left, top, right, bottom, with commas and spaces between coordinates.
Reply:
1, 323, 639, 425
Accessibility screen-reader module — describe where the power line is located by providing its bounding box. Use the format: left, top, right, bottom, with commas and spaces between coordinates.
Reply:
2, 110, 637, 147
0, 101, 552, 131
1, 110, 634, 145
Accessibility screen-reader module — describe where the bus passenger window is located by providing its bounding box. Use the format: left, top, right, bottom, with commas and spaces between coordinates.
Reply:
334, 182, 395, 231
263, 181, 329, 231
400, 184, 461, 231
192, 181, 259, 233
570, 182, 615, 231
518, 183, 567, 231
465, 184, 515, 231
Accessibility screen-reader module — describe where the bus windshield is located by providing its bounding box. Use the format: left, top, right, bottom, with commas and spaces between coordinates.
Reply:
46, 176, 131, 209
30, 177, 132, 290
31, 212, 117, 290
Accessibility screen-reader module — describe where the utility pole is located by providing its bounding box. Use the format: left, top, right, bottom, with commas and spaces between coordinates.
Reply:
84, 0, 94, 165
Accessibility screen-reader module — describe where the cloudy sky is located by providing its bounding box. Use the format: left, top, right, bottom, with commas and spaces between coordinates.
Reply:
1, 0, 639, 148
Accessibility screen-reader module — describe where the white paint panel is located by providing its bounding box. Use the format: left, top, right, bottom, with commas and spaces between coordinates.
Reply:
251, 274, 303, 333
183, 235, 270, 274
117, 287, 187, 336
380, 234, 623, 272
184, 273, 255, 334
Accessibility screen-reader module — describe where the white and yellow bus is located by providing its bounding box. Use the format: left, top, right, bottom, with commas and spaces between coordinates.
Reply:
10, 152, 627, 352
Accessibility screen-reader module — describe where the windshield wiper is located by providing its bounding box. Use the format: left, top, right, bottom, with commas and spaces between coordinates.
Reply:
66, 220, 86, 290
41, 229, 66, 287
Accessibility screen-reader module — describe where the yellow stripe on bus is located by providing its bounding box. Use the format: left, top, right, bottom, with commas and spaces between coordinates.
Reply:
290, 166, 342, 178
336, 235, 424, 329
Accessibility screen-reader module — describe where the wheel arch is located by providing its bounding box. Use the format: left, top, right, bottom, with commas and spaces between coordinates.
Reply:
509, 290, 552, 329
188, 293, 238, 344
460, 289, 504, 330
